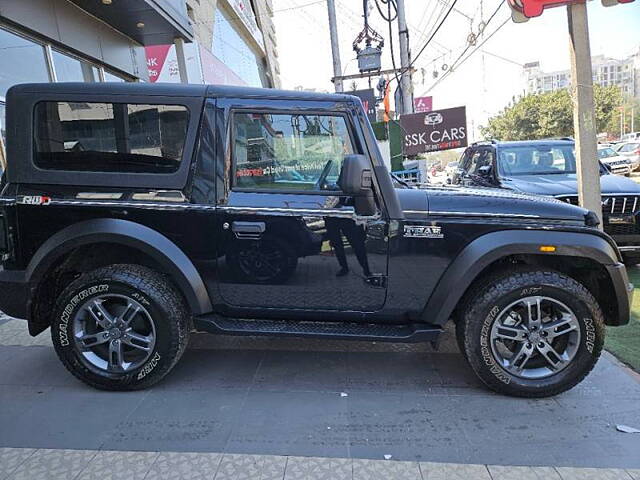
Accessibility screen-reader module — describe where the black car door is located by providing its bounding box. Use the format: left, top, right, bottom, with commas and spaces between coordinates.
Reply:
213, 97, 389, 321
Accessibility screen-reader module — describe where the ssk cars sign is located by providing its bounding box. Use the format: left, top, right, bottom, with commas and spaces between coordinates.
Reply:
400, 106, 468, 155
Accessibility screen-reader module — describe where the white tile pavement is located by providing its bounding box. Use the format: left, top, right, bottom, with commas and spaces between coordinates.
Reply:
0, 448, 637, 480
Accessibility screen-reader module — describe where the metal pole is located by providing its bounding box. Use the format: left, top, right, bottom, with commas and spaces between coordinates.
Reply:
632, 107, 635, 134
396, 0, 413, 115
327, 0, 344, 93
567, 3, 602, 227
174, 38, 189, 84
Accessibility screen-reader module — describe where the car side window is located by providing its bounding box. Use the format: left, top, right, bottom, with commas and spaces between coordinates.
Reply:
34, 101, 189, 173
467, 149, 494, 175
232, 112, 355, 192
459, 148, 473, 173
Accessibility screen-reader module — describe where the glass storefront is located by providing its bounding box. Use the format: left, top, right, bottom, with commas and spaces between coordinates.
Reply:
0, 28, 50, 97
52, 49, 100, 83
212, 6, 268, 88
0, 25, 130, 94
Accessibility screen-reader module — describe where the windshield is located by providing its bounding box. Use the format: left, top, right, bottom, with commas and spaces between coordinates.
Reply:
497, 145, 576, 176
598, 148, 617, 159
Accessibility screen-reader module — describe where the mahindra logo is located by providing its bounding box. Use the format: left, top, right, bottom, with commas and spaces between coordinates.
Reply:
424, 112, 443, 126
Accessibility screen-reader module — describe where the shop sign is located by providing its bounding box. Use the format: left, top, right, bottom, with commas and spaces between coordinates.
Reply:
227, 0, 266, 52
414, 96, 433, 113
145, 44, 203, 83
400, 106, 468, 155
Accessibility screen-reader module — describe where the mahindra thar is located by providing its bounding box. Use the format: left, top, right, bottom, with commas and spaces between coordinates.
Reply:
0, 83, 632, 397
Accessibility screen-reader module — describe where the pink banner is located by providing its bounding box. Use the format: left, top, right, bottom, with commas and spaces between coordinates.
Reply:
414, 96, 433, 113
199, 46, 247, 86
145, 45, 173, 83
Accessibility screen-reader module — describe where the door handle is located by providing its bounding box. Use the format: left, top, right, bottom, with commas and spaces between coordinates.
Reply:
232, 221, 266, 240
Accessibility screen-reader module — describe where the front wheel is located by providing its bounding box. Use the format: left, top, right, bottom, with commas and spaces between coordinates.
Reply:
51, 264, 190, 390
459, 270, 604, 397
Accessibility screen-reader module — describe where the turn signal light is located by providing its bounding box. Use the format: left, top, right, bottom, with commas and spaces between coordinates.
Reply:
539, 245, 557, 252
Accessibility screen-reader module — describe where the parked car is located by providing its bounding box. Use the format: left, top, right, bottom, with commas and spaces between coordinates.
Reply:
615, 142, 640, 171
621, 132, 640, 142
597, 146, 631, 176
0, 83, 632, 398
452, 139, 640, 265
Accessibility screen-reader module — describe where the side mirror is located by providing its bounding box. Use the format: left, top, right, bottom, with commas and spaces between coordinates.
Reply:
339, 154, 376, 216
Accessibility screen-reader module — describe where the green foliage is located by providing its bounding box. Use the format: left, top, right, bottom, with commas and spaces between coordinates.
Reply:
481, 85, 623, 141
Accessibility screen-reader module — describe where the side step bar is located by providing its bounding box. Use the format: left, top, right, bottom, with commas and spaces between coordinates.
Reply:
193, 316, 442, 343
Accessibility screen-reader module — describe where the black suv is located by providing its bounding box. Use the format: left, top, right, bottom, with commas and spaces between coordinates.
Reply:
453, 139, 640, 264
0, 83, 632, 397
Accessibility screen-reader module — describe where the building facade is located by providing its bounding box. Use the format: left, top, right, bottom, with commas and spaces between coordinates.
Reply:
524, 52, 638, 97
145, 0, 280, 88
0, 0, 280, 157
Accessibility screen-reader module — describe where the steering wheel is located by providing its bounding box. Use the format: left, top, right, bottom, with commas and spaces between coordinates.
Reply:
314, 160, 334, 190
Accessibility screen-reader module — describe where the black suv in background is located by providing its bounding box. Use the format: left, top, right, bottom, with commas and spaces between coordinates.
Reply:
453, 139, 640, 264
0, 83, 632, 397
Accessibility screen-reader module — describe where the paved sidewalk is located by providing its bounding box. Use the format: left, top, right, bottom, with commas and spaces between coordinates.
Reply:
1, 447, 639, 480
1, 316, 640, 475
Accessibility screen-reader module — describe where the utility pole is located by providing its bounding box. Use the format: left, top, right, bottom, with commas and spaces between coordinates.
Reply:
327, 0, 344, 93
567, 3, 602, 227
396, 0, 413, 115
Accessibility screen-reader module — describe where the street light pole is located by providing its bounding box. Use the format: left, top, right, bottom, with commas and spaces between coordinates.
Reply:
327, 0, 344, 93
567, 3, 602, 227
396, 0, 413, 115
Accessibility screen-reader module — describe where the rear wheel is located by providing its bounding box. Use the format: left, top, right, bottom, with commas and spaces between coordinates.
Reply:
460, 269, 604, 397
51, 264, 190, 390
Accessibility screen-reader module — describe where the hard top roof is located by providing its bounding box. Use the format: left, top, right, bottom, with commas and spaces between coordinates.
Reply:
494, 139, 575, 147
7, 82, 358, 103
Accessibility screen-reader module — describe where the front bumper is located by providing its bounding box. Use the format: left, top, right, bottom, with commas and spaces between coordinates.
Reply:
607, 262, 633, 326
0, 268, 28, 320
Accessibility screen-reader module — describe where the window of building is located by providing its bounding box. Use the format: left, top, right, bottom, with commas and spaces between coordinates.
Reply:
52, 50, 99, 82
232, 112, 354, 191
34, 101, 189, 173
0, 27, 50, 97
212, 6, 268, 87
103, 70, 128, 82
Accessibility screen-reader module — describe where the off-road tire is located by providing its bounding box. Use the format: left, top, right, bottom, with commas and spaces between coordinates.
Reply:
460, 269, 605, 398
51, 264, 190, 390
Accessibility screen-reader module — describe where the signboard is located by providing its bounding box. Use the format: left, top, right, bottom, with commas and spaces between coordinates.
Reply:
414, 96, 433, 113
351, 89, 377, 124
228, 0, 266, 52
400, 106, 467, 156
145, 44, 203, 83
507, 0, 634, 21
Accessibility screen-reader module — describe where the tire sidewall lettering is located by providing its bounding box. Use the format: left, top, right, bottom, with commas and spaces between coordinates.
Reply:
137, 352, 161, 380
58, 284, 109, 347
479, 305, 511, 384
584, 317, 595, 353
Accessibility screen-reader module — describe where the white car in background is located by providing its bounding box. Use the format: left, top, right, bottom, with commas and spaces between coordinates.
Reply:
616, 142, 640, 171
598, 146, 631, 176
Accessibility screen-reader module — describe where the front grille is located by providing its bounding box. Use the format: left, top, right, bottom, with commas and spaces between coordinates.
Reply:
558, 195, 639, 215
606, 223, 640, 236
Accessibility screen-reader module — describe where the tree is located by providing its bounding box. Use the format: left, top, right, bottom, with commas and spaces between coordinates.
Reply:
481, 85, 623, 141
